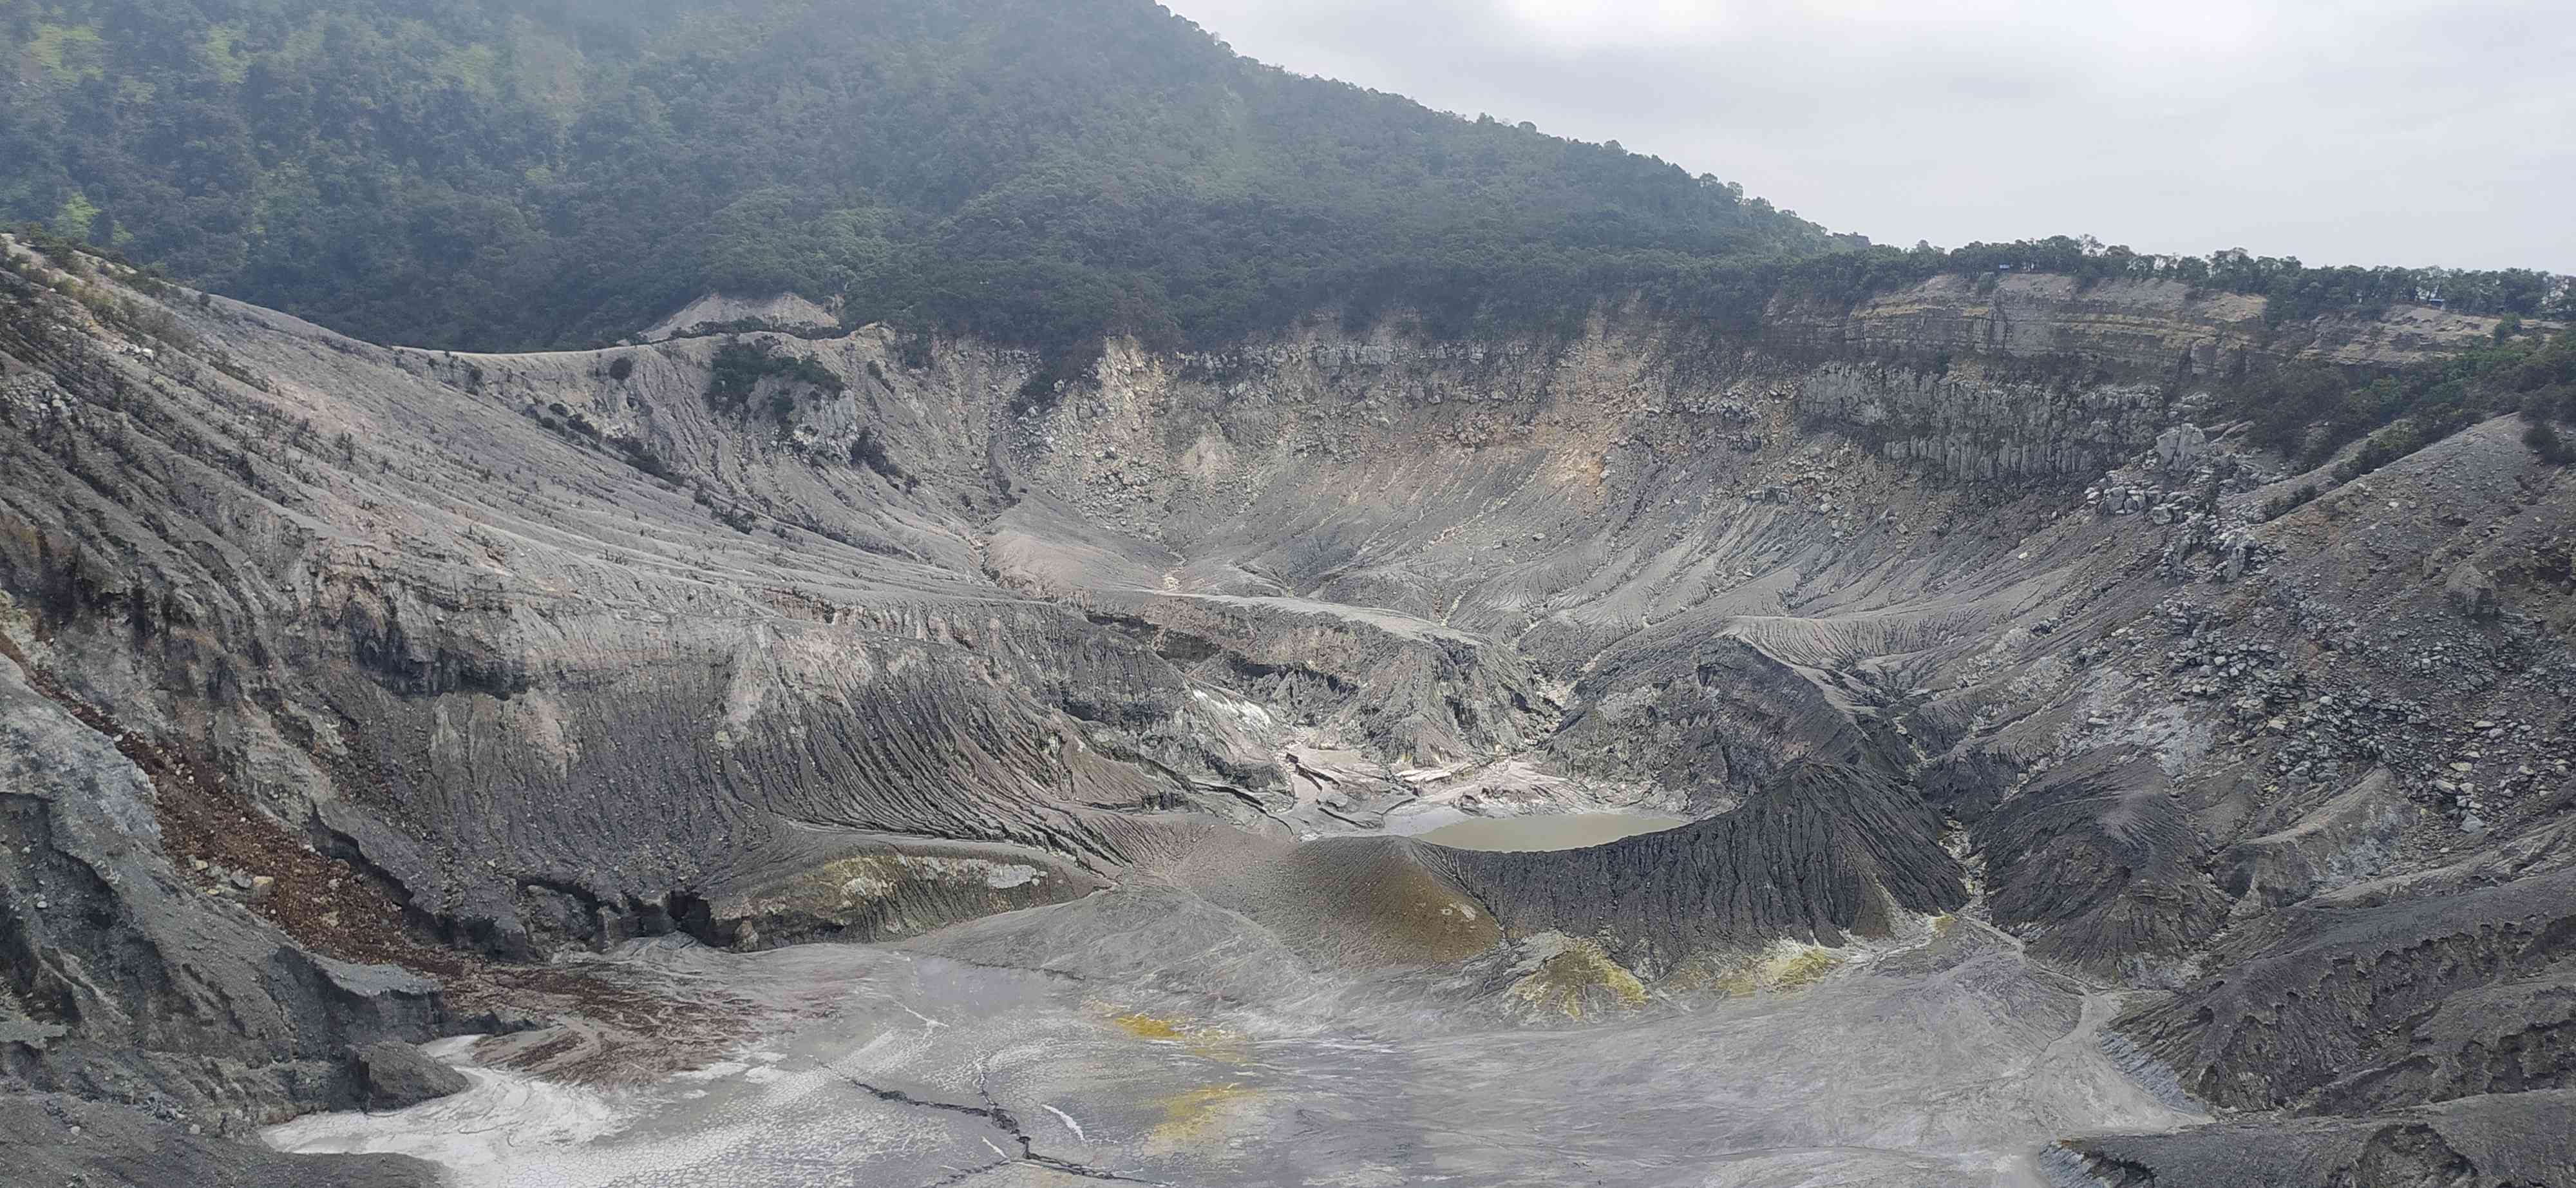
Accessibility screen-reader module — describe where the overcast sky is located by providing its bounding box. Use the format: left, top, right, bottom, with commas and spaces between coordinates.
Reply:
1169, 0, 2575, 273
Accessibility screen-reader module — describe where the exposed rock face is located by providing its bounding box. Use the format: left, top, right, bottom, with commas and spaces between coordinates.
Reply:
1768, 274, 2269, 370
0, 1091, 441, 1188
2052, 1089, 2576, 1188
2448, 562, 2503, 620
2217, 769, 2414, 911
1790, 359, 2175, 479
0, 654, 447, 1136
639, 292, 839, 342
2121, 863, 2576, 1115
1765, 272, 2555, 370
1450, 763, 1967, 972
3, 238, 2574, 1178
350, 1042, 469, 1111
2156, 423, 2209, 474
697, 839, 1112, 950
1970, 757, 2231, 977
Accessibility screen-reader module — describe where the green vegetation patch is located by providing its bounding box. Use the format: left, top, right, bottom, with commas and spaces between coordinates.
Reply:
705, 339, 844, 422
2246, 327, 2576, 514
0, 0, 1829, 358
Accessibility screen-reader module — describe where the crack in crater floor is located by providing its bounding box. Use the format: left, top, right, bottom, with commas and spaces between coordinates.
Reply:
819, 1064, 1167, 1185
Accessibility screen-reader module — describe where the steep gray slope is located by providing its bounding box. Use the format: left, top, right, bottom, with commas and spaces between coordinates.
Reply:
1450, 762, 1969, 968
3, 237, 2573, 1183
0, 627, 445, 1182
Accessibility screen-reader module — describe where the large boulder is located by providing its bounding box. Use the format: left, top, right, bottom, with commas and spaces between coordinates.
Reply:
352, 1042, 470, 1111
2445, 562, 2501, 620
2155, 423, 2209, 472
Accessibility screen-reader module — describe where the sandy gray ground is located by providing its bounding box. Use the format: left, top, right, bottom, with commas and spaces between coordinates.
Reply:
267, 885, 2192, 1188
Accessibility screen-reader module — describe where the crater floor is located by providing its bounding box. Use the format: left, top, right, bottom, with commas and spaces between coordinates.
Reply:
266, 887, 2193, 1188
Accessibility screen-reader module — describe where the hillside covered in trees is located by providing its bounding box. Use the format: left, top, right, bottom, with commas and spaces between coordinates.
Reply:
6, 0, 2570, 358
5, 0, 1842, 351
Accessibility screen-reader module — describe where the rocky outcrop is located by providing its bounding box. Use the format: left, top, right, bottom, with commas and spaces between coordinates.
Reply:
1971, 758, 2230, 979
640, 292, 840, 342
1, 1091, 441, 1188
350, 1042, 468, 1111
2155, 423, 2210, 473
1542, 635, 1870, 810
1767, 272, 2553, 371
0, 655, 447, 1136
2121, 865, 2576, 1114
2218, 770, 2415, 912
695, 839, 1111, 950
2051, 1089, 2576, 1188
1766, 274, 2271, 371
2448, 562, 2502, 620
1790, 358, 2175, 479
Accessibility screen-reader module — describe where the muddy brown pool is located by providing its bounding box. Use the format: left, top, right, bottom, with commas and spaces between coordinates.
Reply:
1419, 813, 1688, 852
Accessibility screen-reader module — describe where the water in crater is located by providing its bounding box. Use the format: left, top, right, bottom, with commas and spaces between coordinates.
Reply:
1419, 812, 1688, 852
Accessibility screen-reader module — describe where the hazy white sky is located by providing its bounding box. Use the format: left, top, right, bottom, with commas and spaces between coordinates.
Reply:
1169, 0, 2575, 273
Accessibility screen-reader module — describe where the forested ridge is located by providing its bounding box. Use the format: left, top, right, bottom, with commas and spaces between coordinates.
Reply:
4, 0, 1839, 351
5, 0, 2570, 359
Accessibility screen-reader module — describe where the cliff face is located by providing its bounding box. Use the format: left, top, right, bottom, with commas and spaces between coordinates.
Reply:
1790, 361, 2177, 479
1767, 274, 2269, 371
0, 624, 447, 1177
1765, 271, 2546, 370
4, 238, 2575, 1183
